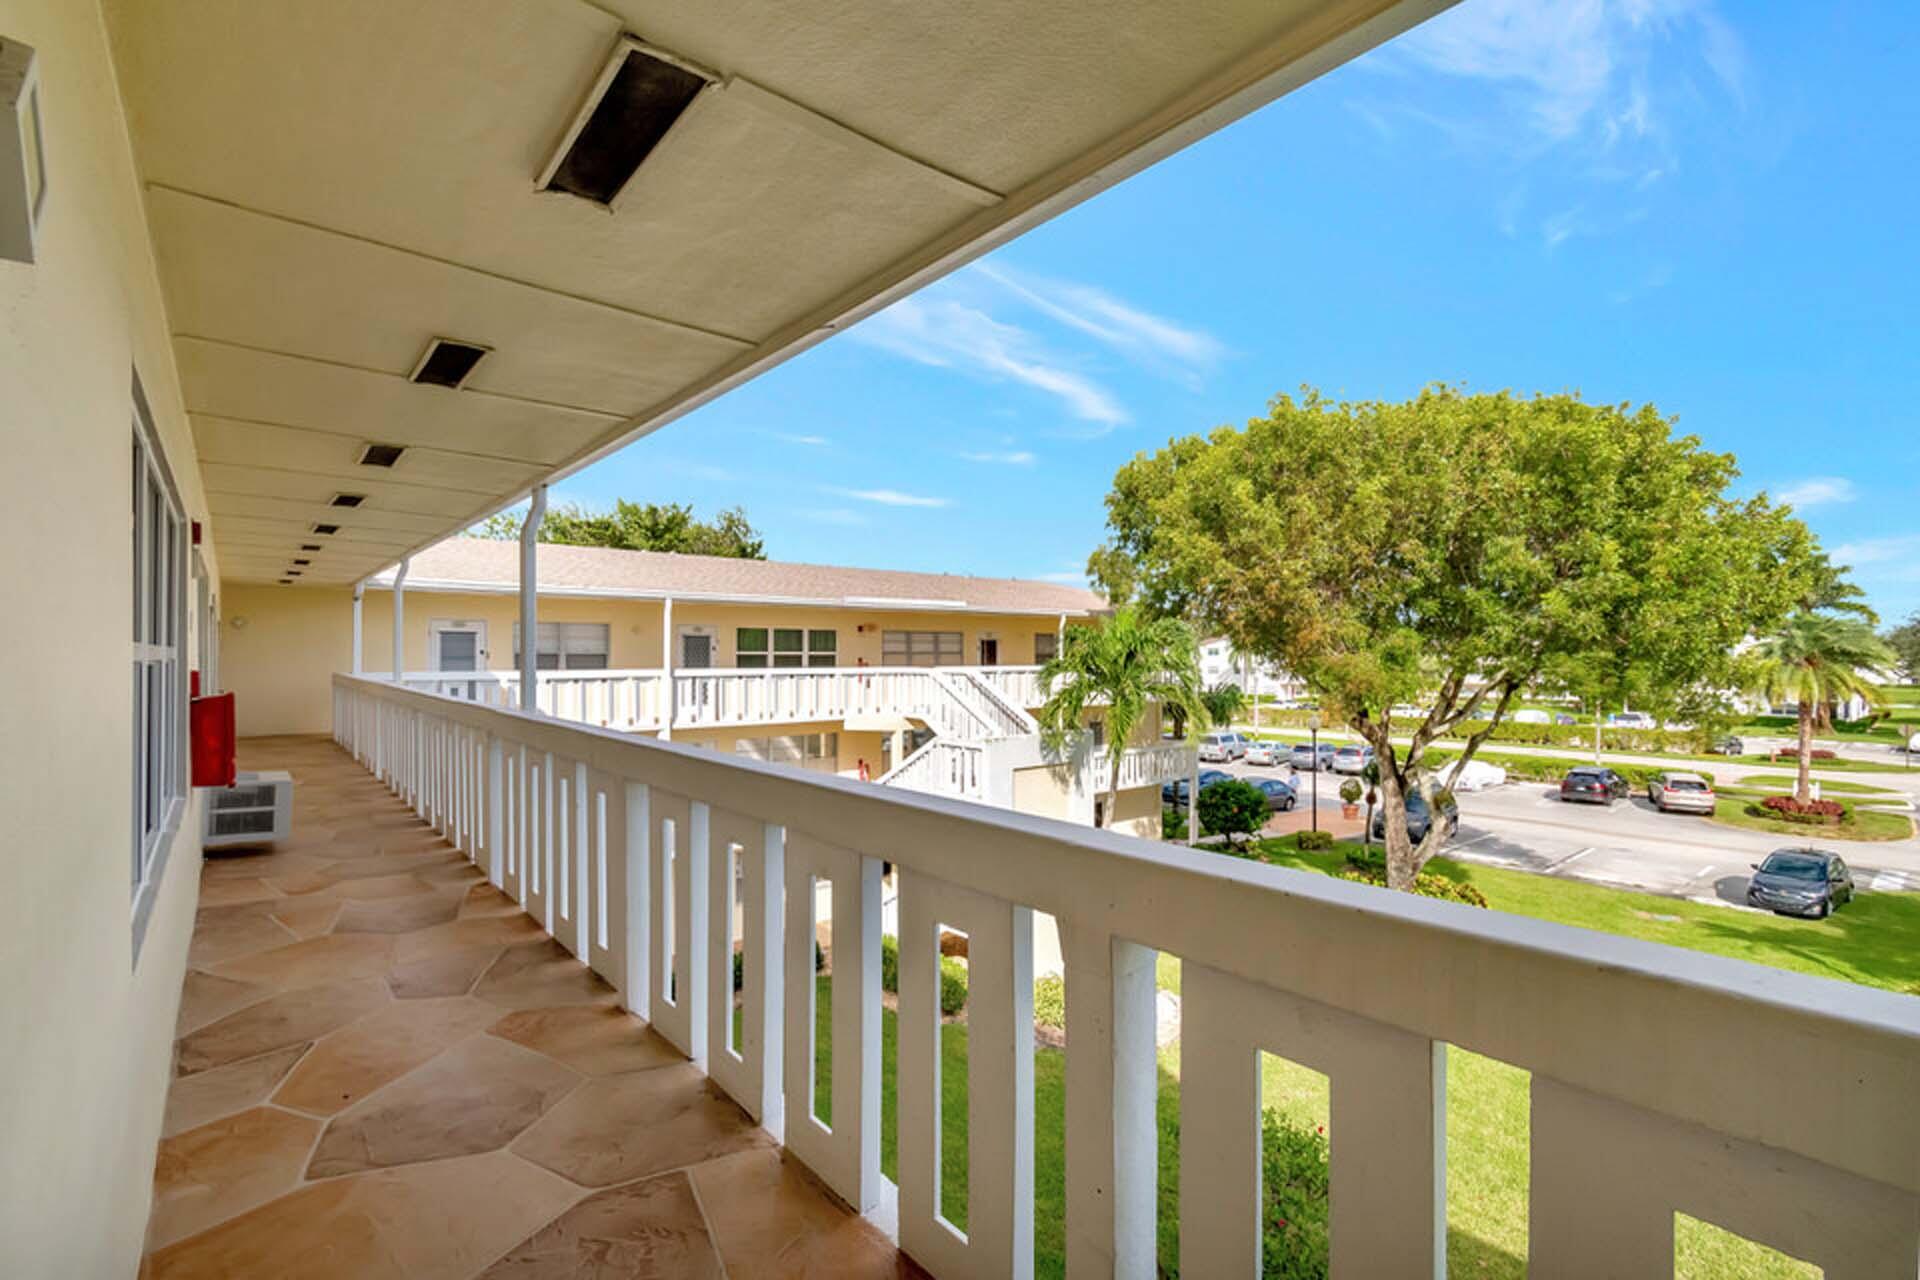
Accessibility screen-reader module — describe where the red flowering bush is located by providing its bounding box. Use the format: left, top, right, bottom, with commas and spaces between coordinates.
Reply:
1758, 795, 1845, 824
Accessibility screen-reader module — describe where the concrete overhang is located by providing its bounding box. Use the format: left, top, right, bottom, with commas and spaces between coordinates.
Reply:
102, 0, 1455, 587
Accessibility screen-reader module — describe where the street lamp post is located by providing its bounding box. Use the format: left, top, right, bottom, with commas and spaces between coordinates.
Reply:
1308, 712, 1321, 833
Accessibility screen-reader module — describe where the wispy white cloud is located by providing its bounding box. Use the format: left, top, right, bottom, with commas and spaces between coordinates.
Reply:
831, 487, 953, 509
1776, 476, 1858, 509
793, 507, 868, 526
772, 432, 829, 447
850, 296, 1129, 428
1831, 533, 1920, 569
972, 263, 1226, 389
959, 450, 1036, 466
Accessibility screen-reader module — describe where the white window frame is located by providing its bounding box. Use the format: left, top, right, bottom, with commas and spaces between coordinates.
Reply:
512, 620, 610, 671
132, 378, 188, 956
881, 629, 963, 668
735, 625, 836, 669
733, 731, 839, 773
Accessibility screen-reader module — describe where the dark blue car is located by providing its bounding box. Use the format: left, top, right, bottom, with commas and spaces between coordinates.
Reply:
1163, 769, 1232, 805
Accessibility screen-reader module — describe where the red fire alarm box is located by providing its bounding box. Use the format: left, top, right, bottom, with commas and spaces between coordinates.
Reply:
191, 693, 236, 789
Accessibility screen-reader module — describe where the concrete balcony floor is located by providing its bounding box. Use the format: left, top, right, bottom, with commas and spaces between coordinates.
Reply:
145, 735, 914, 1279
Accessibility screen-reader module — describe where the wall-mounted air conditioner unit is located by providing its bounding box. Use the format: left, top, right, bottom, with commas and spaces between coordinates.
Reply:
202, 770, 293, 849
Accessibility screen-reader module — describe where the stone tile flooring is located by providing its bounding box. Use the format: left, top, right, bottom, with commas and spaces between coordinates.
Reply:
145, 735, 915, 1279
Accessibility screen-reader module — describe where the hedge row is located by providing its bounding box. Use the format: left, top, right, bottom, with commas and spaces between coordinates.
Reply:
878, 934, 968, 1015
1248, 709, 1709, 754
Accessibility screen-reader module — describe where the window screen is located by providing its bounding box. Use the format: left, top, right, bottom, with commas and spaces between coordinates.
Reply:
1034, 631, 1058, 663
513, 621, 610, 670
737, 626, 836, 668
132, 392, 188, 953
733, 732, 839, 773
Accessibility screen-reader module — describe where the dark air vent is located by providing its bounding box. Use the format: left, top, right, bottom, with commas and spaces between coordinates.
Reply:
286, 569, 302, 577
542, 38, 710, 206
411, 338, 489, 389
329, 493, 365, 508
359, 443, 406, 468
299, 543, 322, 551
292, 559, 311, 566
311, 523, 339, 536
277, 578, 292, 584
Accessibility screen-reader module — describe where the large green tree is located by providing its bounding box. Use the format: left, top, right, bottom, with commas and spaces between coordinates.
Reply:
478, 500, 765, 559
1744, 615, 1898, 802
1035, 606, 1206, 832
1094, 386, 1819, 891
1886, 614, 1920, 682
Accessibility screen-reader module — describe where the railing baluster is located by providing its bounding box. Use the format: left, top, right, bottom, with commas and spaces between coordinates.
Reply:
898, 869, 1035, 1279
620, 780, 651, 1021
705, 810, 785, 1128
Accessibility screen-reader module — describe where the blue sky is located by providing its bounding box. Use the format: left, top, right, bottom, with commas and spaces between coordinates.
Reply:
553, 0, 1920, 623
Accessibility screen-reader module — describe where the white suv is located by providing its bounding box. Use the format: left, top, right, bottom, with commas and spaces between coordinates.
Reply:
1196, 731, 1247, 762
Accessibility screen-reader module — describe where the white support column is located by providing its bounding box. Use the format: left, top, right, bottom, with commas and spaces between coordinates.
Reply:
660, 596, 675, 739
519, 485, 547, 712
390, 558, 409, 682
351, 579, 365, 675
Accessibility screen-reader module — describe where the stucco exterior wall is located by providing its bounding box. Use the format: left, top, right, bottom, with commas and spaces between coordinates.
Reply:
0, 1, 212, 1270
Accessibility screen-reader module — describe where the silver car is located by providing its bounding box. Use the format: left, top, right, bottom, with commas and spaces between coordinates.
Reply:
1647, 770, 1716, 814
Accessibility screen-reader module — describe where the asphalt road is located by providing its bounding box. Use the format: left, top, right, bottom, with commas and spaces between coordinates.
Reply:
1207, 756, 1920, 910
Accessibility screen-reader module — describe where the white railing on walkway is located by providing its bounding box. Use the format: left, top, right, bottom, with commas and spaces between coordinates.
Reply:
673, 666, 1010, 740
331, 671, 1920, 1280
399, 669, 667, 732
1096, 741, 1194, 792
876, 737, 989, 802
964, 665, 1046, 709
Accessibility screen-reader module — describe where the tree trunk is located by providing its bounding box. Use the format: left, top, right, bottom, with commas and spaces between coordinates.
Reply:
1796, 702, 1814, 804
1377, 767, 1419, 891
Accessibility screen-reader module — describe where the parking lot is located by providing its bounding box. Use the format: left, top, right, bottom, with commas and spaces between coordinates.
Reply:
1202, 753, 1920, 909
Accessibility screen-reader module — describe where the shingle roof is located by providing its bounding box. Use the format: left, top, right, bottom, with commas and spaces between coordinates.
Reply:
372, 537, 1104, 616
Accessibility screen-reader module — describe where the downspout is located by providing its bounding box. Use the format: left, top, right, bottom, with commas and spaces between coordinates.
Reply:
390, 558, 409, 682
661, 596, 675, 740
519, 485, 547, 713
351, 578, 365, 675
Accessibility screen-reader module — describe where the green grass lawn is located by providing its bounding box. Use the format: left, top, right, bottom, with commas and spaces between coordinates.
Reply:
1707, 796, 1912, 842
782, 833, 1917, 1276
1735, 774, 1898, 795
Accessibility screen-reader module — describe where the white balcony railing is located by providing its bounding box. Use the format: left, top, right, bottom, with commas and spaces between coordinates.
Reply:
1095, 741, 1194, 792
876, 737, 989, 801
398, 669, 667, 732
332, 672, 1920, 1278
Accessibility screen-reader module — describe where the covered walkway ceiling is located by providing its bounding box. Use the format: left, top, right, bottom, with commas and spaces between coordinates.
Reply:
104, 0, 1450, 587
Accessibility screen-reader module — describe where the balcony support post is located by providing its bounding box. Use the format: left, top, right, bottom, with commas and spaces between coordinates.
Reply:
351, 578, 365, 675
660, 595, 675, 739
519, 484, 546, 712
390, 558, 408, 682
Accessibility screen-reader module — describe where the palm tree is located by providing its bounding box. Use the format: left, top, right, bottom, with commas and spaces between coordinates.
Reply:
1036, 607, 1206, 833
1744, 614, 1897, 803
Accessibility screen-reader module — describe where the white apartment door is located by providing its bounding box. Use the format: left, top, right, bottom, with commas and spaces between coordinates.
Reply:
430, 620, 487, 673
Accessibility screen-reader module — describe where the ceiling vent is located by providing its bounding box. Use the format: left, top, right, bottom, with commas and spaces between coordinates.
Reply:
329, 493, 365, 508
277, 578, 292, 584
539, 36, 713, 207
299, 543, 322, 551
291, 558, 311, 566
358, 443, 406, 468
410, 338, 490, 389
311, 523, 339, 536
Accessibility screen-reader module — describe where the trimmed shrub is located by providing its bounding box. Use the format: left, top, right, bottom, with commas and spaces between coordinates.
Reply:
940, 956, 969, 1016
1033, 974, 1066, 1030
881, 933, 899, 993
1758, 795, 1846, 824
1338, 778, 1363, 805
1162, 806, 1188, 841
1294, 829, 1335, 852
1199, 778, 1270, 846
1340, 857, 1490, 908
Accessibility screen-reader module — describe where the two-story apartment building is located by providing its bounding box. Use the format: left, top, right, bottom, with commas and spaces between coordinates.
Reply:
223, 536, 1185, 836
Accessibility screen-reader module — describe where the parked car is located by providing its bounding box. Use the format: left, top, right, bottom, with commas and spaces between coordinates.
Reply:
1369, 789, 1459, 844
1250, 778, 1297, 812
1162, 768, 1233, 805
1290, 742, 1337, 771
1905, 731, 1920, 753
1746, 848, 1853, 918
1388, 703, 1424, 720
1512, 708, 1552, 725
1330, 744, 1374, 775
1558, 766, 1629, 806
1244, 740, 1283, 767
1706, 735, 1745, 756
1196, 731, 1247, 763
1607, 711, 1658, 730
1647, 770, 1716, 814
1554, 713, 1579, 726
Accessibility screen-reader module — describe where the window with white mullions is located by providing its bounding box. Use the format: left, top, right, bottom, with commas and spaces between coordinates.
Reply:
881, 629, 963, 667
512, 621, 610, 671
131, 380, 188, 954
735, 626, 836, 668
